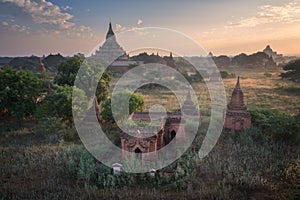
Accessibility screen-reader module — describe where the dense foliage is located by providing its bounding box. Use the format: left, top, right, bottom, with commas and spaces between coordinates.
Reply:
54, 56, 83, 86
101, 90, 145, 122
249, 108, 300, 143
0, 67, 41, 124
281, 59, 300, 82
45, 85, 88, 124
54, 56, 111, 103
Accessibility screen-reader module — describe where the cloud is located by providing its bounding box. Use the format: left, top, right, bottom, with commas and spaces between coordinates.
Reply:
1, 22, 28, 32
77, 25, 91, 32
1, 19, 28, 33
115, 20, 144, 33
62, 5, 72, 11
10, 24, 27, 32
137, 19, 143, 25
1, 21, 8, 26
0, 0, 93, 38
0, 0, 74, 30
226, 2, 300, 28
115, 23, 126, 32
2, 0, 24, 7
0, 0, 82, 30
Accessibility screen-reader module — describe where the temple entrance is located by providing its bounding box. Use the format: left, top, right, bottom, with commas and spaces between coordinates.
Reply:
170, 130, 176, 141
134, 147, 142, 160
134, 147, 142, 153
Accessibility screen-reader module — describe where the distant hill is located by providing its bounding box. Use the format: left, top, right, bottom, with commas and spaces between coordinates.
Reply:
131, 52, 167, 65
8, 56, 40, 71
210, 45, 300, 68
212, 55, 231, 68
207, 51, 277, 68
42, 54, 65, 72
0, 57, 13, 67
4, 54, 66, 73
231, 52, 277, 68
130, 50, 280, 70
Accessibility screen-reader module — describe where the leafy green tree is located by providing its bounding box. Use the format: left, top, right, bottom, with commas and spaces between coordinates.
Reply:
0, 67, 41, 124
280, 59, 300, 82
45, 85, 72, 122
101, 91, 145, 122
54, 56, 83, 86
54, 56, 110, 103
45, 85, 88, 123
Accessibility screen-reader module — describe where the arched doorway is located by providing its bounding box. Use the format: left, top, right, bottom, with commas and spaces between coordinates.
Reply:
134, 147, 142, 153
134, 147, 142, 161
170, 130, 176, 141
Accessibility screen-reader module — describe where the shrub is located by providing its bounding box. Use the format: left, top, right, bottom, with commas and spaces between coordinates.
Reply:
249, 108, 300, 143
220, 70, 229, 79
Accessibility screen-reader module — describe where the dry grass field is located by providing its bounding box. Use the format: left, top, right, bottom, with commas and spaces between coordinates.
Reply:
136, 67, 300, 115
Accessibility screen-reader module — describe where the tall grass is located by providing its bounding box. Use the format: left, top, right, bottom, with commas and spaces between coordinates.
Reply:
0, 124, 299, 199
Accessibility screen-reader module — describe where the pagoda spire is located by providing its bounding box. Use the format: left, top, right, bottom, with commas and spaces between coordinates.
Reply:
106, 21, 115, 40
228, 76, 246, 110
236, 76, 241, 89
182, 89, 197, 116
224, 76, 251, 131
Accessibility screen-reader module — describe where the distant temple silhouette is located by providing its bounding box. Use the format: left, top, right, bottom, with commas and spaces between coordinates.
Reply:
89, 22, 142, 73
89, 22, 177, 74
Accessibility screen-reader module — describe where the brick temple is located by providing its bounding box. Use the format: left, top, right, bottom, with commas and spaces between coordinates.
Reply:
224, 76, 251, 131
120, 91, 198, 164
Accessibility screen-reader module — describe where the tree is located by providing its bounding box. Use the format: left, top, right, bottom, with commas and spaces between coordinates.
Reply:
54, 56, 110, 103
54, 56, 83, 86
101, 91, 145, 122
220, 70, 229, 79
280, 59, 300, 82
45, 85, 72, 122
96, 71, 111, 103
0, 67, 41, 124
45, 85, 88, 124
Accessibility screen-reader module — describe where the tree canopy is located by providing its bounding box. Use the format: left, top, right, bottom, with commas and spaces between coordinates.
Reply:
249, 108, 300, 143
45, 85, 88, 124
0, 67, 41, 123
101, 91, 145, 122
54, 56, 83, 86
280, 59, 300, 82
54, 56, 110, 103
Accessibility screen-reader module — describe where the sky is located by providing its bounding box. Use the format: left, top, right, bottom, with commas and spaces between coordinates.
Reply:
0, 0, 300, 57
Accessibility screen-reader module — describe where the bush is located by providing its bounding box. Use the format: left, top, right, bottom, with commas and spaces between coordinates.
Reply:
220, 70, 229, 79
249, 108, 300, 143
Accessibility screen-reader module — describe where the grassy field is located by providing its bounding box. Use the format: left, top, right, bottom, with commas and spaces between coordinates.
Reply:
135, 67, 300, 115
0, 67, 299, 199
